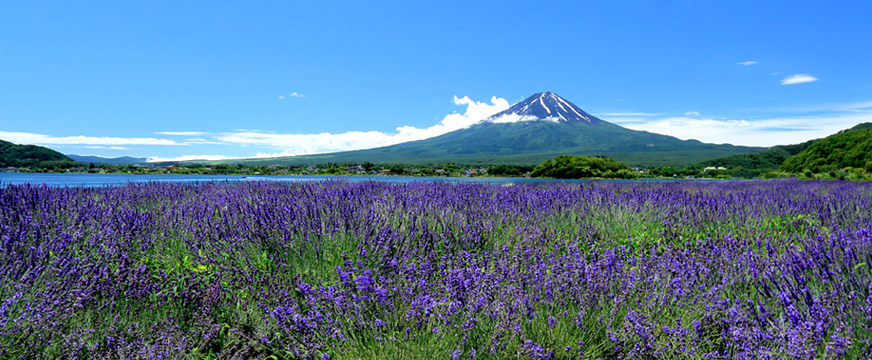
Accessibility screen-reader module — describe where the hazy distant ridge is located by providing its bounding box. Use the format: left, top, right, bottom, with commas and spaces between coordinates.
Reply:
67, 154, 149, 165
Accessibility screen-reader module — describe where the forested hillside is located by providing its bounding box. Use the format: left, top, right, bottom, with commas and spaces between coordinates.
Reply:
0, 139, 74, 167
781, 124, 872, 176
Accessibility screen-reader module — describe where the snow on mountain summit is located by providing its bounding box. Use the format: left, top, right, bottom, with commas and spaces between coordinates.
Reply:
484, 92, 604, 125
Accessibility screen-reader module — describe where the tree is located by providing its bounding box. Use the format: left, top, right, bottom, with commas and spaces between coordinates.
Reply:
531, 155, 634, 179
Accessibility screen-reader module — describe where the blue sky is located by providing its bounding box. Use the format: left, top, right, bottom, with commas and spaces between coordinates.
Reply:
2, 1, 871, 161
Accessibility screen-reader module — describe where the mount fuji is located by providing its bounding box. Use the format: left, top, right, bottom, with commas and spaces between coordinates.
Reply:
225, 92, 764, 167
485, 92, 605, 125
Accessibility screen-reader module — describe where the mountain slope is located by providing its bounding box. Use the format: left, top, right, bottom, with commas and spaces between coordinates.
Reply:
0, 139, 74, 167
348, 120, 761, 167
213, 92, 764, 168
781, 123, 872, 173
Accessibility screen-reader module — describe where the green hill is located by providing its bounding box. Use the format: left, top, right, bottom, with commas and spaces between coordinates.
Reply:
781, 123, 872, 174
691, 139, 816, 178
0, 139, 75, 168
683, 123, 872, 178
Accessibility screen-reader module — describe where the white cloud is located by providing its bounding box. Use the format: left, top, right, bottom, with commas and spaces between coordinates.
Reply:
0, 131, 182, 146
279, 92, 307, 99
685, 111, 700, 117
737, 61, 758, 66
156, 131, 205, 136
214, 95, 510, 155
216, 130, 398, 155
146, 154, 234, 162
489, 114, 543, 123
781, 74, 819, 85
612, 111, 871, 147
597, 112, 660, 117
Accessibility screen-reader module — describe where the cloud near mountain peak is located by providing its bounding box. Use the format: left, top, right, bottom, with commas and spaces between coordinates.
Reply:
214, 95, 510, 156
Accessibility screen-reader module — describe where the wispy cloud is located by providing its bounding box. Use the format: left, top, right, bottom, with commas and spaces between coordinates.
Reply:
610, 111, 871, 147
737, 61, 758, 66
685, 111, 700, 117
84, 146, 129, 150
146, 155, 234, 162
183, 137, 224, 145
155, 131, 205, 136
279, 91, 307, 99
0, 131, 183, 146
215, 131, 400, 156
781, 74, 819, 85
844, 101, 872, 112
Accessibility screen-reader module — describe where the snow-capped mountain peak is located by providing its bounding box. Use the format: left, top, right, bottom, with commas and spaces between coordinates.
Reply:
484, 92, 604, 124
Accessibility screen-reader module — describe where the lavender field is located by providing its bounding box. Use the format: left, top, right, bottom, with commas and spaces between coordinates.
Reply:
2, 180, 871, 359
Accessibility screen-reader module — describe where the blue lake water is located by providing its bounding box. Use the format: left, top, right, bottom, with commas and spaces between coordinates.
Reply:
0, 172, 700, 187
0, 172, 603, 187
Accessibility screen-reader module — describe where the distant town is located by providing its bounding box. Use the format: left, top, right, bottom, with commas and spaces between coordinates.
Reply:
1, 161, 747, 180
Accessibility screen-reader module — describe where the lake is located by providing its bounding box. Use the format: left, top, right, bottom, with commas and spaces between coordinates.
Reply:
0, 172, 679, 187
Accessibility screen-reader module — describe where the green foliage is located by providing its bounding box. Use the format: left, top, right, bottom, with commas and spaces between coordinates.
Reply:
488, 164, 535, 176
386, 164, 406, 175
685, 139, 818, 178
531, 154, 634, 179
325, 163, 345, 174
0, 139, 75, 167
776, 139, 819, 157
844, 122, 872, 132
781, 125, 872, 175
700, 147, 790, 170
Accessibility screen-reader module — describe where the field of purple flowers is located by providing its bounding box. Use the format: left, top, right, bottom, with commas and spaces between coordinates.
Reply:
2, 180, 872, 359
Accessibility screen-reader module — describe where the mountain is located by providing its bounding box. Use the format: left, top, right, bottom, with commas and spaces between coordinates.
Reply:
68, 154, 149, 164
484, 92, 606, 124
0, 139, 75, 167
781, 123, 872, 174
212, 92, 764, 168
